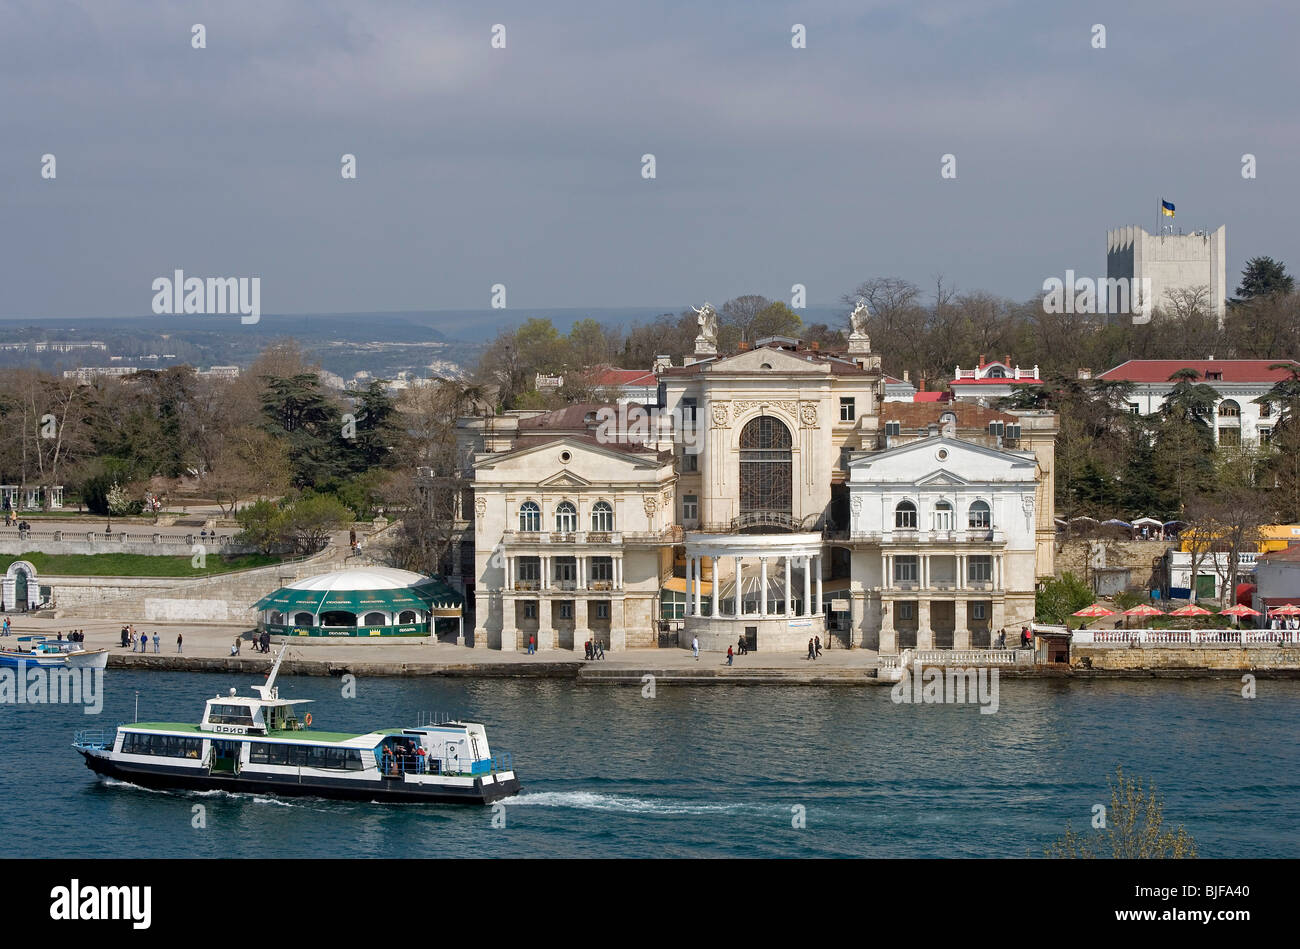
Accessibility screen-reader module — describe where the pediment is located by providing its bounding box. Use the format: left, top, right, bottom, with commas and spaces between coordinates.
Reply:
915, 470, 972, 486
708, 347, 830, 375
537, 470, 593, 488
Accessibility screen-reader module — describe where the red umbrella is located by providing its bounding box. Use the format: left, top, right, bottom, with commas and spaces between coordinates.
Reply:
1122, 604, 1165, 617
1072, 604, 1116, 617
1268, 604, 1300, 616
1168, 604, 1212, 617
1219, 604, 1261, 617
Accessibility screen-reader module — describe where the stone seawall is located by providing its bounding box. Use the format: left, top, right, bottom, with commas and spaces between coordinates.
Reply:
1074, 644, 1300, 672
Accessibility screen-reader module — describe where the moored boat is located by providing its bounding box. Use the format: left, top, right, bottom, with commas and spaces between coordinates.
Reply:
72, 646, 520, 804
2, 637, 109, 671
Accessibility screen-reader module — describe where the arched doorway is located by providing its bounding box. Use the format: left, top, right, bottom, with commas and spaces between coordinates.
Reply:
739, 416, 792, 516
4, 560, 38, 612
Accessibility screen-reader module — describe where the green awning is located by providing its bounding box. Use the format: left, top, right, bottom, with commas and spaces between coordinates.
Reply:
254, 578, 463, 615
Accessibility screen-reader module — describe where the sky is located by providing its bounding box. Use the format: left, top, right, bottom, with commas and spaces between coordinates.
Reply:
2, 0, 1297, 323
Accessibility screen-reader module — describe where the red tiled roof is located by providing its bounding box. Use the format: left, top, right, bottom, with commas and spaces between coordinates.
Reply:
912, 391, 952, 402
517, 402, 615, 431
880, 401, 1016, 429
1098, 360, 1299, 384
1259, 545, 1300, 563
581, 367, 657, 387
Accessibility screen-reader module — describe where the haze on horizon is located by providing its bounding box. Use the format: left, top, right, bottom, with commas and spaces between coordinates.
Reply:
2, 0, 1295, 322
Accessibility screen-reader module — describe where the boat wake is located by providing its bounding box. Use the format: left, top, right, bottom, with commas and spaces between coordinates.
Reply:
504, 790, 758, 816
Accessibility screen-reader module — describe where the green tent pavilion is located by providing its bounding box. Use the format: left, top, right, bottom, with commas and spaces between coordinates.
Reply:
254, 567, 464, 639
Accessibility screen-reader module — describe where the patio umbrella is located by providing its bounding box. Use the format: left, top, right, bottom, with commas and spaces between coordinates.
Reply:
1072, 604, 1116, 617
1168, 604, 1212, 617
1219, 605, 1260, 617
1122, 604, 1165, 617
1268, 604, 1300, 616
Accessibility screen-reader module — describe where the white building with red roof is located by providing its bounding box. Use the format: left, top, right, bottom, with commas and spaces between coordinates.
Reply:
949, 356, 1040, 405
1097, 359, 1299, 447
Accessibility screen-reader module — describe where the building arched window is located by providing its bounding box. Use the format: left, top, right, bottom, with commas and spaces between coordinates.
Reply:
895, 500, 917, 529
519, 501, 541, 532
398, 610, 418, 624
739, 416, 793, 514
968, 499, 991, 529
987, 366, 1006, 378
555, 501, 577, 533
933, 500, 954, 531
1218, 399, 1241, 418
269, 611, 283, 625
293, 611, 314, 626
591, 500, 614, 532
362, 611, 387, 626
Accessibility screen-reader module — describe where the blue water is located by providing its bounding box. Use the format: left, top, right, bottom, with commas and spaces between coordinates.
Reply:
2, 671, 1298, 858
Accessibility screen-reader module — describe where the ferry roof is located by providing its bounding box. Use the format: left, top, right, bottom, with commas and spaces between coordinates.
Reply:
126, 722, 399, 746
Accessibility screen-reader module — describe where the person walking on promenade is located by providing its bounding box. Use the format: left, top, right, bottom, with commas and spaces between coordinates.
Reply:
527, 633, 535, 655
736, 635, 746, 656
815, 635, 823, 658
726, 645, 734, 666
177, 633, 183, 654
584, 639, 592, 660
153, 633, 160, 654
692, 636, 699, 660
2, 615, 9, 636
596, 639, 605, 659
807, 637, 815, 660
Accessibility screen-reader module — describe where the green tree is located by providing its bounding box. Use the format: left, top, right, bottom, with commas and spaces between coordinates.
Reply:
1035, 572, 1094, 624
260, 373, 344, 487
1234, 256, 1294, 301
281, 492, 352, 555
1046, 766, 1197, 858
235, 499, 288, 555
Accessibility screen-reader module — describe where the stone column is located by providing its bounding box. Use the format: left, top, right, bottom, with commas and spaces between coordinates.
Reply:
710, 555, 719, 617
693, 556, 703, 616
734, 555, 742, 617
849, 593, 864, 648
917, 599, 933, 649
537, 599, 555, 650
784, 555, 792, 615
573, 598, 589, 652
880, 599, 897, 653
577, 555, 586, 590
614, 556, 622, 590
609, 597, 626, 651
685, 556, 692, 616
815, 555, 823, 615
760, 558, 769, 617
803, 556, 811, 616
541, 555, 549, 591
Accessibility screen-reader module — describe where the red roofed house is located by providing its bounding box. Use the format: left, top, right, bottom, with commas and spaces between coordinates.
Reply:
949, 356, 1041, 405
1097, 359, 1300, 447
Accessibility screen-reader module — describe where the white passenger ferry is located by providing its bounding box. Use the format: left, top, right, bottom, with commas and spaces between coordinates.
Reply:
72, 647, 520, 805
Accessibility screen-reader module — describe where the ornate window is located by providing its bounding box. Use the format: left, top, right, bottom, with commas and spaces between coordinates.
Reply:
739, 416, 793, 514
1218, 399, 1241, 418
933, 500, 954, 531
968, 499, 991, 529
519, 501, 541, 533
591, 501, 614, 532
555, 501, 577, 533
895, 500, 917, 529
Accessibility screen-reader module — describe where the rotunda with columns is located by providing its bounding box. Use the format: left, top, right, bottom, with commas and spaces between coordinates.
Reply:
683, 532, 826, 651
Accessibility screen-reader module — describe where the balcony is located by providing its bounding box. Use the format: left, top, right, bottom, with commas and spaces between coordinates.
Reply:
503, 530, 623, 547
848, 529, 1005, 546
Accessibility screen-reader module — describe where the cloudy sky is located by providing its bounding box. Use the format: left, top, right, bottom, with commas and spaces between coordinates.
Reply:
2, 0, 1295, 321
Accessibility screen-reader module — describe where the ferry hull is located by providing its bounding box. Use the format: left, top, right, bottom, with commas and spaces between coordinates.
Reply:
78, 751, 521, 805
1, 649, 108, 670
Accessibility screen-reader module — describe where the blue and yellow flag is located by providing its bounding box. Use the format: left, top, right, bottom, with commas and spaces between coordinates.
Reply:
1161, 199, 1175, 217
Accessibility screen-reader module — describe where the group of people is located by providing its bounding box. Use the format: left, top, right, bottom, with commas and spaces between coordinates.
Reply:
1267, 615, 1300, 631
381, 739, 427, 775
584, 638, 605, 660
120, 626, 179, 653
55, 629, 87, 643
725, 636, 752, 665
805, 636, 824, 660
3, 512, 30, 530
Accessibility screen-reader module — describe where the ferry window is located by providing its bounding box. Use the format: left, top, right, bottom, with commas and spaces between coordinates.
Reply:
208, 704, 254, 725
122, 733, 204, 758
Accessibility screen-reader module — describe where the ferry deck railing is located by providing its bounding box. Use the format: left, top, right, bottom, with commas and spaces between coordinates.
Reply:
73, 727, 115, 751
381, 750, 514, 778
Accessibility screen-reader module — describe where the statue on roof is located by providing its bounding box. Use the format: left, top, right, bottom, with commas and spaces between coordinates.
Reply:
693, 302, 719, 344
849, 298, 871, 338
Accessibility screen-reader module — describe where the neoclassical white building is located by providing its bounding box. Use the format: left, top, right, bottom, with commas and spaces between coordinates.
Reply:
462, 312, 1058, 654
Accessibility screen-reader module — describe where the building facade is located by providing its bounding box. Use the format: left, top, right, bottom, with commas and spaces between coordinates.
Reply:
1097, 359, 1299, 447
462, 311, 1058, 654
